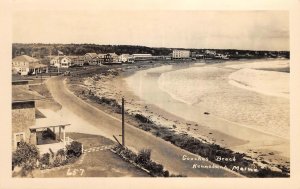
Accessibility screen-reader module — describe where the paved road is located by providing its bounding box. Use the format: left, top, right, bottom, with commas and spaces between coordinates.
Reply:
46, 76, 241, 177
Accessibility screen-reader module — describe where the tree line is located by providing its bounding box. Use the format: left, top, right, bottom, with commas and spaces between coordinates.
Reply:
12, 43, 173, 58
12, 43, 290, 59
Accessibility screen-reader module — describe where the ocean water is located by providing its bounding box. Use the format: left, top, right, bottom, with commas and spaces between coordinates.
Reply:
125, 60, 290, 140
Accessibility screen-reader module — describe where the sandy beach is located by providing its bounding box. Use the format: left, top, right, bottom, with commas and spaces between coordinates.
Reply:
79, 59, 290, 172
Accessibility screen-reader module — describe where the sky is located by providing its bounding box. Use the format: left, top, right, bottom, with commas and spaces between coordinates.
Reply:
13, 10, 289, 51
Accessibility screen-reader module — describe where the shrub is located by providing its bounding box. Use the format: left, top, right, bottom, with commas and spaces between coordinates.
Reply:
135, 149, 151, 166
56, 149, 66, 157
66, 141, 82, 158
62, 156, 77, 164
170, 174, 186, 177
146, 161, 164, 176
120, 148, 137, 161
12, 141, 40, 176
163, 170, 169, 177
51, 149, 67, 167
52, 158, 61, 167
135, 114, 153, 124
39, 153, 50, 168
138, 124, 152, 132
113, 146, 169, 177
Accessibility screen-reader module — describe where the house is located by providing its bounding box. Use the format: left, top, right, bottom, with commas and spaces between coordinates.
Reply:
103, 53, 113, 63
84, 53, 100, 65
205, 50, 217, 55
98, 53, 106, 64
204, 50, 217, 59
191, 52, 197, 58
119, 54, 132, 63
195, 54, 205, 59
215, 53, 229, 59
12, 79, 39, 150
71, 56, 85, 67
110, 53, 120, 63
172, 50, 190, 59
60, 57, 73, 68
50, 56, 73, 68
12, 55, 48, 75
12, 79, 73, 154
50, 56, 60, 67
12, 100, 36, 150
103, 53, 120, 63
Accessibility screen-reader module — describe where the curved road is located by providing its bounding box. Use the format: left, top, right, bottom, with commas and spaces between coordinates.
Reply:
46, 76, 240, 177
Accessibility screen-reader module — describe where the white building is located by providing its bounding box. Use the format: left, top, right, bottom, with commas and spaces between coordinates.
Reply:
50, 56, 73, 68
84, 53, 100, 65
215, 54, 229, 59
172, 50, 190, 59
12, 55, 48, 75
60, 57, 72, 68
119, 54, 133, 63
109, 53, 120, 63
132, 54, 153, 61
205, 50, 217, 56
50, 56, 59, 67
71, 56, 85, 66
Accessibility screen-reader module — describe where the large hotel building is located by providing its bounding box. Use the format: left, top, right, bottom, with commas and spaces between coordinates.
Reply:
172, 49, 191, 59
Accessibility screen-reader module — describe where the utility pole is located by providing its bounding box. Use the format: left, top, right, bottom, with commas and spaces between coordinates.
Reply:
113, 97, 126, 148
122, 97, 125, 146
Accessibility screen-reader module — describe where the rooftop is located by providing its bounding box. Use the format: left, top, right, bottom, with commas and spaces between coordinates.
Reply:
12, 85, 44, 102
30, 109, 71, 129
108, 53, 118, 56
29, 62, 48, 69
132, 54, 152, 57
12, 55, 39, 62
85, 53, 98, 58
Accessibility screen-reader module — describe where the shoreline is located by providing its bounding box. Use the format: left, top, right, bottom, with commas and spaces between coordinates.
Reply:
66, 59, 290, 177
123, 62, 289, 139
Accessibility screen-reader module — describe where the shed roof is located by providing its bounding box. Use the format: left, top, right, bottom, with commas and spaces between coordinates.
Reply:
85, 53, 98, 59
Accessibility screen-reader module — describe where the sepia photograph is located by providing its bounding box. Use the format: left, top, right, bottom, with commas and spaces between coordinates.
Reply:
2, 0, 300, 188
10, 9, 291, 178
